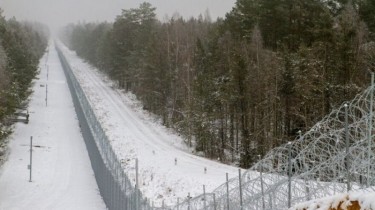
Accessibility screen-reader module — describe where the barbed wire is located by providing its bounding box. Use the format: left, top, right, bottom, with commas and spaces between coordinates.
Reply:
172, 77, 375, 210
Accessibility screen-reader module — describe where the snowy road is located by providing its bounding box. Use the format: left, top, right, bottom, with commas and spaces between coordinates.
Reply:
0, 43, 106, 210
60, 44, 239, 206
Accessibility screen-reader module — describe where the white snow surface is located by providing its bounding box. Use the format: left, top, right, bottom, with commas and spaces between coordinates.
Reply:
291, 189, 375, 210
58, 43, 240, 206
0, 43, 106, 210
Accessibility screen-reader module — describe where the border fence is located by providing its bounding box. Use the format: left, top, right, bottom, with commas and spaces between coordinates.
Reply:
57, 42, 375, 210
57, 45, 153, 210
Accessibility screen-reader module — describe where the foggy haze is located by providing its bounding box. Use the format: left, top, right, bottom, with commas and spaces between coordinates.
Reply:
0, 0, 236, 30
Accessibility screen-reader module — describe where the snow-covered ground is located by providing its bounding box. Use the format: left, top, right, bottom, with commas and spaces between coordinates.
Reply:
0, 43, 106, 210
291, 189, 375, 210
59, 43, 240, 206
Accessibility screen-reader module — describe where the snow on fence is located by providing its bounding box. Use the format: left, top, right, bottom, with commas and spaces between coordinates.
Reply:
57, 45, 152, 210
57, 41, 375, 210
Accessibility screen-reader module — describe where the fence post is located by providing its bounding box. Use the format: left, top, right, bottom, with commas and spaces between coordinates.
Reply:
114, 174, 117, 210
125, 175, 128, 209
136, 158, 139, 210
130, 183, 133, 210
213, 193, 217, 210
368, 72, 374, 187
269, 194, 273, 210
45, 84, 48, 107
288, 141, 292, 208
120, 173, 123, 210
203, 185, 207, 210
104, 160, 107, 207
113, 166, 116, 210
188, 193, 191, 210
111, 169, 114, 210
177, 198, 180, 210
117, 167, 121, 210
226, 173, 230, 210
305, 173, 310, 201
258, 155, 265, 210
345, 103, 351, 192
239, 169, 243, 210
29, 136, 33, 182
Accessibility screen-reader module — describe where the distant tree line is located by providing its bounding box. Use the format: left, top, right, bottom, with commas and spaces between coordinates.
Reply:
61, 0, 375, 168
0, 10, 49, 140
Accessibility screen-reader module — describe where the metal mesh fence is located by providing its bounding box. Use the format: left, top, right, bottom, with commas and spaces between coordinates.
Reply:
56, 42, 375, 210
57, 45, 152, 210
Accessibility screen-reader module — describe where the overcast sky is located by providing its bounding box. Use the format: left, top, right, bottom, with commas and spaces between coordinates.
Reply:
0, 0, 236, 30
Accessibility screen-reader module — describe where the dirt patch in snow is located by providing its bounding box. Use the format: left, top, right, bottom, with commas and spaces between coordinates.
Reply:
293, 194, 369, 210
328, 200, 360, 210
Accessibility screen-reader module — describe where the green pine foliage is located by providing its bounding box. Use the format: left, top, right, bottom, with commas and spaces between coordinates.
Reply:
0, 11, 48, 140
61, 1, 375, 168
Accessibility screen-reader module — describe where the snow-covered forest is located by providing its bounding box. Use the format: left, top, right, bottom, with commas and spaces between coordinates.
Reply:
0, 11, 48, 142
1, 0, 375, 209
60, 0, 375, 168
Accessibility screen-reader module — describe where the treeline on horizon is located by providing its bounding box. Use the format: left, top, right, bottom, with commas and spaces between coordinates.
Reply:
0, 10, 49, 140
61, 0, 375, 167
